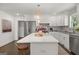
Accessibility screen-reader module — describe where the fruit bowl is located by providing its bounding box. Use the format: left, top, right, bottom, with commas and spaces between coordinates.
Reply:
35, 31, 44, 37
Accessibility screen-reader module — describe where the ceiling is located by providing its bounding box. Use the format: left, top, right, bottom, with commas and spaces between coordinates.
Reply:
0, 3, 76, 16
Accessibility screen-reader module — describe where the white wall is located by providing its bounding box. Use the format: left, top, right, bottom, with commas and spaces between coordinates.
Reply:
0, 11, 14, 47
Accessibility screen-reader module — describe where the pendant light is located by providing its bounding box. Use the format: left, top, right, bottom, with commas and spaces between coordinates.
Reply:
34, 4, 42, 24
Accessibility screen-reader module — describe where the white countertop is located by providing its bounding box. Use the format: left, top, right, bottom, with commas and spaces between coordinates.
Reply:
17, 33, 59, 43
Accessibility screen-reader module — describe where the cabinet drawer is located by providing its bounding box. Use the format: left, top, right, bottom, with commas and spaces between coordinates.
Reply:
31, 43, 58, 55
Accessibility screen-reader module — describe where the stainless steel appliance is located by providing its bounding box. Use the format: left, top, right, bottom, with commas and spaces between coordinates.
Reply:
18, 21, 36, 38
70, 34, 79, 54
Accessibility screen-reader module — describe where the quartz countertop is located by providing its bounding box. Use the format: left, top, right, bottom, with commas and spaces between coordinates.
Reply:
17, 33, 59, 43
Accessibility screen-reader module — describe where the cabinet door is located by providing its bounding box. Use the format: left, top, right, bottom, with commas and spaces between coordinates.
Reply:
58, 33, 64, 45
64, 34, 69, 50
50, 15, 68, 26
64, 16, 68, 26
49, 17, 57, 26
56, 16, 62, 26
59, 33, 69, 49
61, 16, 65, 26
51, 32, 69, 50
57, 15, 68, 26
40, 18, 50, 23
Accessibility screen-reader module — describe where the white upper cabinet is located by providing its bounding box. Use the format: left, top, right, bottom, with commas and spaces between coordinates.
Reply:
40, 19, 50, 23
56, 16, 64, 26
39, 15, 50, 23
49, 15, 68, 26
77, 4, 79, 13
64, 16, 69, 26
49, 16, 57, 26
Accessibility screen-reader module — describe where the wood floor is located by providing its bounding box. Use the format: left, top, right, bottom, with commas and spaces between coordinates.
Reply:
0, 41, 30, 55
0, 41, 70, 55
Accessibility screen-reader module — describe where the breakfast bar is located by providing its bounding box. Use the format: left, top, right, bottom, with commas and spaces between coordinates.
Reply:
17, 33, 59, 55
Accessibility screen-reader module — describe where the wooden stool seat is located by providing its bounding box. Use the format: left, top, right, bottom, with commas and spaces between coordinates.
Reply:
17, 44, 28, 50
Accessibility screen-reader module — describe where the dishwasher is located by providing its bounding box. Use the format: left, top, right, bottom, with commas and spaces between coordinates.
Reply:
70, 34, 79, 55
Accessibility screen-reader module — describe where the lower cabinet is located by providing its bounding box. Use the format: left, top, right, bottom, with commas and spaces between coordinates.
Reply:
60, 33, 69, 50
50, 32, 69, 50
63, 34, 69, 50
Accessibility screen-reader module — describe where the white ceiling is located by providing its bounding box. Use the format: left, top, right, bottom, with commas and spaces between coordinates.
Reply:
0, 3, 76, 16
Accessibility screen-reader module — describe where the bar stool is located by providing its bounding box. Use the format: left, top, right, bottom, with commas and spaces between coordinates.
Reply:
16, 43, 28, 55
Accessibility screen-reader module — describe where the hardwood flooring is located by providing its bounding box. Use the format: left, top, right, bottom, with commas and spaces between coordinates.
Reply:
0, 41, 30, 55
0, 41, 70, 55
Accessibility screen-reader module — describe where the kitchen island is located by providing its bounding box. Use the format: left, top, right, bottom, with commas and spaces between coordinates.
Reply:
17, 33, 59, 55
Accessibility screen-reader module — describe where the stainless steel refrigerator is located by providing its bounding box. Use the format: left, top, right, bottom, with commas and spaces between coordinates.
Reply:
18, 21, 36, 38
